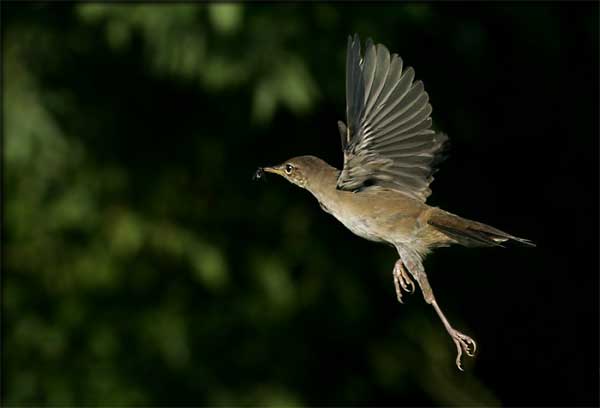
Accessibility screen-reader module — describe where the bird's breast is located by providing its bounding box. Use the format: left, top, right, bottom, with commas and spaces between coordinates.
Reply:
314, 188, 424, 246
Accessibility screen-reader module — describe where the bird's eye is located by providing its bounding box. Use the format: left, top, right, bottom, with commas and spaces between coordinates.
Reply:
285, 164, 294, 175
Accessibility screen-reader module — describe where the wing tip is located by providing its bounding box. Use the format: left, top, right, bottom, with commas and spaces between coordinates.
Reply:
349, 35, 391, 57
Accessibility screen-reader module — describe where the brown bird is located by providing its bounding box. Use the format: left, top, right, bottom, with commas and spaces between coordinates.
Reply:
257, 34, 534, 370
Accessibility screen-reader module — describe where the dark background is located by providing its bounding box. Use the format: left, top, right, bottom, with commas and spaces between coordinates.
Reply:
3, 3, 598, 407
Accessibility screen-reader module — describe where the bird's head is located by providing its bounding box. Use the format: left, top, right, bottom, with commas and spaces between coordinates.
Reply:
258, 155, 328, 190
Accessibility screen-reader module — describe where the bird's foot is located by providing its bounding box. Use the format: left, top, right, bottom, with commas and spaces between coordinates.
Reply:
448, 328, 477, 371
393, 260, 415, 303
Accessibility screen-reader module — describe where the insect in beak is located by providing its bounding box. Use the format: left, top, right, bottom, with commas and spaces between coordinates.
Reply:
253, 167, 265, 180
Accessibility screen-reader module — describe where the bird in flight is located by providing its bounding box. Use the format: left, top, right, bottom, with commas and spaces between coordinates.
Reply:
257, 34, 534, 370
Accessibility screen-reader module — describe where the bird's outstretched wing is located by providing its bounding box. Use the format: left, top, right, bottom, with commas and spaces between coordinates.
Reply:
337, 34, 448, 202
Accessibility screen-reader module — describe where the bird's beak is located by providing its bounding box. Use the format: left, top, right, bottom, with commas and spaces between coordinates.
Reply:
262, 166, 285, 176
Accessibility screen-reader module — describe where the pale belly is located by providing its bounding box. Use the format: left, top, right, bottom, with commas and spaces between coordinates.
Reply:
315, 191, 451, 260
315, 189, 423, 246
331, 211, 388, 244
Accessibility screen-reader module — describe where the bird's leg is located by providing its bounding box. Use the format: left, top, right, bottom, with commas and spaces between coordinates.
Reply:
393, 259, 415, 303
430, 298, 477, 370
400, 254, 477, 371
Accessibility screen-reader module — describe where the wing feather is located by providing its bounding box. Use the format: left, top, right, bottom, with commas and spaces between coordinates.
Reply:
363, 44, 391, 119
337, 35, 447, 201
367, 54, 403, 121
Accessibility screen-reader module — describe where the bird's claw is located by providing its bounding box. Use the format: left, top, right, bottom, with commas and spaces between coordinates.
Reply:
393, 260, 415, 303
450, 328, 477, 371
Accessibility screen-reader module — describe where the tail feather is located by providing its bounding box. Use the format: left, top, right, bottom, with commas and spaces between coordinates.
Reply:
428, 210, 535, 248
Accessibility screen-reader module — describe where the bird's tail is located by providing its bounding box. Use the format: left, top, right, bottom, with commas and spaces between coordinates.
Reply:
427, 209, 535, 248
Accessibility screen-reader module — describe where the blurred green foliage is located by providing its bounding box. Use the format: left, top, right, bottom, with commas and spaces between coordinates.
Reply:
3, 3, 598, 407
